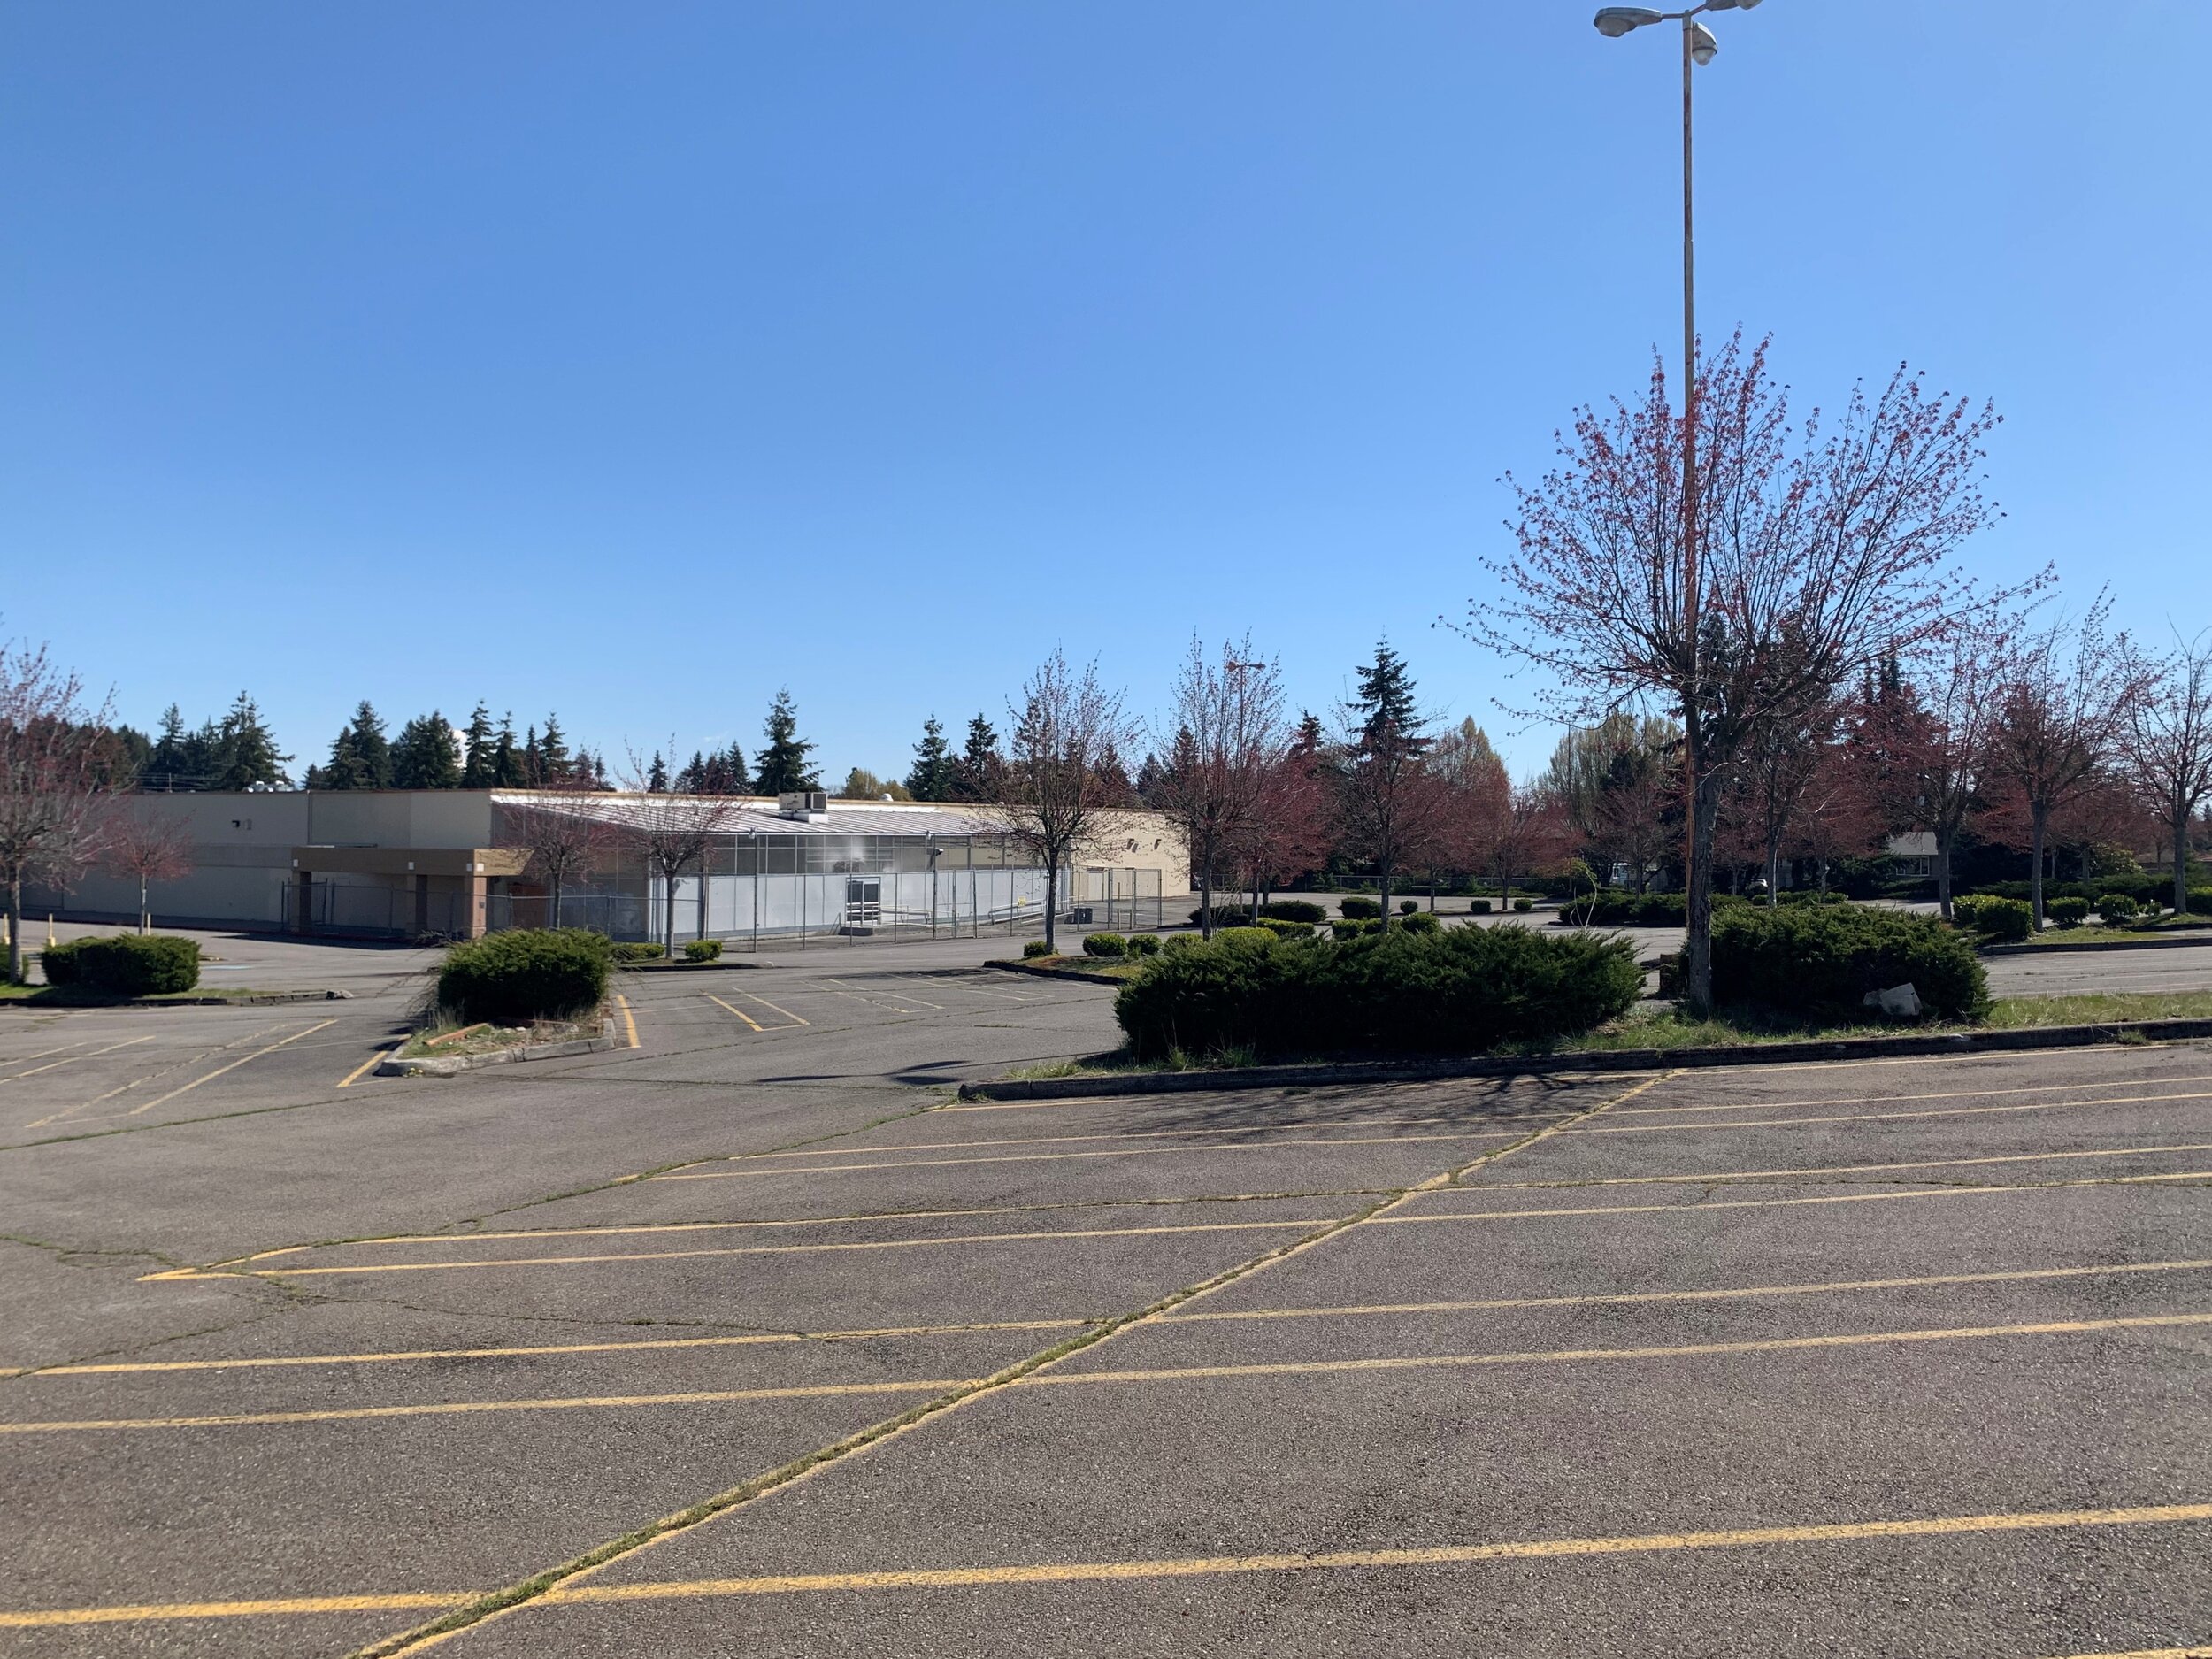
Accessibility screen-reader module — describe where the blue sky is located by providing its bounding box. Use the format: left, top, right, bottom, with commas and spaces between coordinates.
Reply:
4, 2, 2207, 783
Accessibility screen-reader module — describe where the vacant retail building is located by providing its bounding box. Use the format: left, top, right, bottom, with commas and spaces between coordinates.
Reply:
38, 790, 1190, 946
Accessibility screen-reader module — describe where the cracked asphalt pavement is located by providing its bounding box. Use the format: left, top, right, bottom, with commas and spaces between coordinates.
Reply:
3, 933, 2209, 1657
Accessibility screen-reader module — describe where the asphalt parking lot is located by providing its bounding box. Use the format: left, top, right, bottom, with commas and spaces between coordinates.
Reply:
3, 935, 2210, 1657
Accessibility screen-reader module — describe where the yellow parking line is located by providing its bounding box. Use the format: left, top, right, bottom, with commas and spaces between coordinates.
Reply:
524, 1502, 2212, 1601
1483, 1141, 2212, 1189
708, 1115, 1559, 1164
827, 977, 942, 1011
153, 1216, 1343, 1280
2043, 1647, 2212, 1658
18, 1317, 1096, 1378
1164, 1258, 2212, 1325
1020, 1312, 2212, 1393
1377, 1175, 2212, 1228
649, 1131, 1521, 1181
0, 1377, 975, 1436
1571, 1088, 2212, 1134
22, 1020, 338, 1129
0, 1591, 482, 1630
1609, 1072, 2212, 1118
723, 987, 807, 1026
334, 1046, 396, 1089
4, 1034, 154, 1079
14, 1506, 2210, 1626
614, 993, 639, 1048
705, 994, 764, 1033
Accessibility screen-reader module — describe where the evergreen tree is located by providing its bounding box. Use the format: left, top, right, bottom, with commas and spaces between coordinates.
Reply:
317, 701, 390, 790
719, 740, 749, 794
950, 713, 1002, 802
459, 703, 498, 787
490, 714, 526, 787
754, 689, 818, 795
538, 714, 572, 782
1353, 641, 1422, 745
676, 750, 707, 794
522, 725, 541, 786
647, 751, 670, 793
905, 715, 955, 801
148, 705, 196, 787
391, 712, 463, 788
211, 692, 294, 791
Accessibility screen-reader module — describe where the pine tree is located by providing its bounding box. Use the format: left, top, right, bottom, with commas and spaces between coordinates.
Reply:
720, 740, 749, 794
522, 726, 541, 786
754, 690, 818, 795
539, 714, 572, 782
1353, 642, 1422, 745
148, 704, 196, 787
905, 715, 955, 801
211, 692, 294, 791
391, 712, 463, 788
459, 703, 497, 787
318, 701, 390, 790
951, 713, 1002, 802
676, 750, 707, 794
647, 751, 670, 794
490, 715, 526, 787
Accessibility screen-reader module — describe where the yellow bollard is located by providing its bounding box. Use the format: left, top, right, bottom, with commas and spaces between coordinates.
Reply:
48, 914, 58, 949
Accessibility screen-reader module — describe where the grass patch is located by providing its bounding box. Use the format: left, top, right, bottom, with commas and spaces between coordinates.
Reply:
1983, 991, 2212, 1026
2005, 920, 2212, 949
0, 982, 273, 1004
1004, 956, 1147, 981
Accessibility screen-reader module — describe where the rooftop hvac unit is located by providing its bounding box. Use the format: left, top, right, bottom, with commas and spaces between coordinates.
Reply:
777, 789, 829, 820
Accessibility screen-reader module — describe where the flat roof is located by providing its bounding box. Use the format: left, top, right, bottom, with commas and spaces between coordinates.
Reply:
489, 791, 1014, 838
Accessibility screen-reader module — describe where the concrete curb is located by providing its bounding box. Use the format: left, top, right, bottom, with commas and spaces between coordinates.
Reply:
379, 1018, 618, 1078
985, 959, 1130, 987
1982, 934, 2212, 956
956, 1018, 2212, 1102
614, 958, 779, 972
0, 988, 352, 1010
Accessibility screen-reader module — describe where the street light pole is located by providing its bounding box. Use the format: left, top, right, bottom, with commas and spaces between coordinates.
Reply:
1593, 0, 1761, 1002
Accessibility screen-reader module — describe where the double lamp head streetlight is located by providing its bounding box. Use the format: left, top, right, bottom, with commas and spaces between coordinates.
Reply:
1593, 1, 1761, 58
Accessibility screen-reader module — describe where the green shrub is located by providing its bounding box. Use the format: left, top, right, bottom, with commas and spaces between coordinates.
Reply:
2097, 895, 2141, 925
1162, 933, 1201, 954
2045, 896, 2091, 928
1332, 918, 1377, 940
1398, 910, 1441, 935
1187, 904, 1252, 929
1112, 925, 1642, 1062
684, 938, 723, 962
2191, 889, 2212, 917
1710, 905, 1987, 1022
1022, 938, 1054, 958
1214, 926, 1277, 946
1398, 899, 1419, 915
438, 928, 609, 1025
1127, 933, 1162, 956
1513, 897, 1535, 913
1084, 932, 1128, 958
1468, 898, 1493, 915
1256, 917, 1316, 939
1259, 900, 1328, 925
1339, 896, 1381, 920
38, 934, 201, 995
1954, 895, 2032, 942
1777, 889, 1849, 906
611, 941, 666, 963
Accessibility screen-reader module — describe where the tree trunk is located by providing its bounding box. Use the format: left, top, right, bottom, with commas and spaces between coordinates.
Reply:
1043, 857, 1060, 952
550, 872, 564, 931
1198, 868, 1213, 941
1377, 858, 1392, 931
1682, 769, 1724, 1015
1764, 833, 1782, 910
663, 865, 678, 958
2029, 804, 2048, 931
1936, 827, 1955, 920
2176, 813, 2192, 918
139, 872, 150, 934
6, 874, 22, 984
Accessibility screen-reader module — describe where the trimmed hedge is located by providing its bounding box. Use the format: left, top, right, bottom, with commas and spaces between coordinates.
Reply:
1083, 932, 1128, 958
1338, 896, 1381, 920
1953, 895, 2032, 942
437, 929, 609, 1025
2097, 895, 2140, 925
1112, 925, 1642, 1061
1259, 900, 1328, 925
1468, 899, 1492, 915
1398, 900, 1418, 916
39, 934, 201, 995
1022, 938, 1054, 958
684, 938, 723, 962
1127, 933, 1162, 956
2045, 896, 2091, 927
1711, 906, 1987, 1022
611, 941, 667, 963
1513, 898, 1535, 913
1333, 918, 1379, 940
1398, 910, 1441, 935
1256, 917, 1316, 939
1187, 905, 1252, 929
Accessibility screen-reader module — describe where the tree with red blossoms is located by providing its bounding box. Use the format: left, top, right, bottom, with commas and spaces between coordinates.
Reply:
1987, 594, 2153, 927
102, 804, 194, 934
1476, 334, 2019, 1009
0, 640, 118, 981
